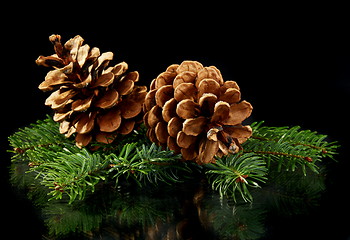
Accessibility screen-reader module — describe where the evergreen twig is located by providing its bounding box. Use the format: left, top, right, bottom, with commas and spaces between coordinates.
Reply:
107, 142, 191, 186
8, 115, 77, 166
205, 153, 268, 202
33, 148, 109, 203
242, 121, 339, 174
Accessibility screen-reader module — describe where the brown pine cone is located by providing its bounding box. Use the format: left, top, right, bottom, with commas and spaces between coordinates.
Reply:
36, 34, 147, 147
143, 61, 253, 164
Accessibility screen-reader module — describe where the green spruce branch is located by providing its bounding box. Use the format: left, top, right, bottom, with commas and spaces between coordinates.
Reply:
205, 153, 268, 202
8, 116, 338, 203
33, 148, 109, 203
8, 116, 191, 203
107, 142, 191, 187
8, 116, 72, 158
242, 121, 339, 174
202, 122, 338, 202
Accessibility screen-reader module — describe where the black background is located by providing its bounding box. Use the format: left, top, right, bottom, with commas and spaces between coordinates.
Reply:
1, 6, 350, 239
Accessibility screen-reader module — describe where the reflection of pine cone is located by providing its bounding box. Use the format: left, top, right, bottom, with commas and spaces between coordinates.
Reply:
143, 61, 253, 164
36, 35, 147, 147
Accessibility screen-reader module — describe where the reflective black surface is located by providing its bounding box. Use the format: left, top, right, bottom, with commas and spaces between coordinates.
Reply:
8, 160, 343, 239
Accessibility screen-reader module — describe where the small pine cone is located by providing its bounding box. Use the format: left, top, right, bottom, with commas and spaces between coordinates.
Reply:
36, 34, 147, 147
143, 61, 253, 164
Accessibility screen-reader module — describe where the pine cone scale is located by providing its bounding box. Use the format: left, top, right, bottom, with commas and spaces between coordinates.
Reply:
94, 89, 119, 109
91, 72, 115, 88
167, 117, 183, 138
71, 95, 94, 112
155, 121, 168, 144
118, 119, 135, 135
97, 109, 122, 132
39, 68, 70, 91
211, 101, 230, 123
75, 133, 92, 147
162, 98, 177, 122
122, 101, 143, 119
182, 117, 208, 136
155, 85, 174, 107
174, 83, 197, 102
221, 101, 253, 126
176, 99, 199, 119
177, 131, 196, 148
75, 112, 97, 134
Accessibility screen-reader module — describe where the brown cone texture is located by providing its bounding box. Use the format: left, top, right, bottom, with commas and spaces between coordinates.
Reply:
36, 35, 147, 147
143, 61, 253, 164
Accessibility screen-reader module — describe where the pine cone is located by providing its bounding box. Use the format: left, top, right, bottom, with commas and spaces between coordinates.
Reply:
36, 34, 147, 147
143, 61, 253, 164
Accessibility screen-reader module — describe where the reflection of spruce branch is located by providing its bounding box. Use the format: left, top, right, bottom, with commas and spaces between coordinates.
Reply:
199, 195, 266, 240
254, 166, 326, 215
43, 202, 103, 237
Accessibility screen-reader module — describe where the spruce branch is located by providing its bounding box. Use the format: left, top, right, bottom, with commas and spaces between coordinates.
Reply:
8, 116, 339, 204
243, 121, 339, 174
205, 153, 268, 202
8, 115, 76, 163
32, 148, 109, 203
8, 116, 191, 203
108, 143, 191, 187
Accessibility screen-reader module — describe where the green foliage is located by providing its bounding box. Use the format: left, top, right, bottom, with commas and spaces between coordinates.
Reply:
34, 148, 109, 203
8, 116, 338, 204
8, 116, 75, 163
201, 121, 338, 202
8, 116, 190, 203
205, 153, 268, 202
108, 142, 191, 186
7, 116, 338, 240
243, 121, 339, 174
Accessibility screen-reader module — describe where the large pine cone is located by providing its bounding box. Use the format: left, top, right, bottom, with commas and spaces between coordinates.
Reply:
36, 35, 147, 147
143, 61, 253, 164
